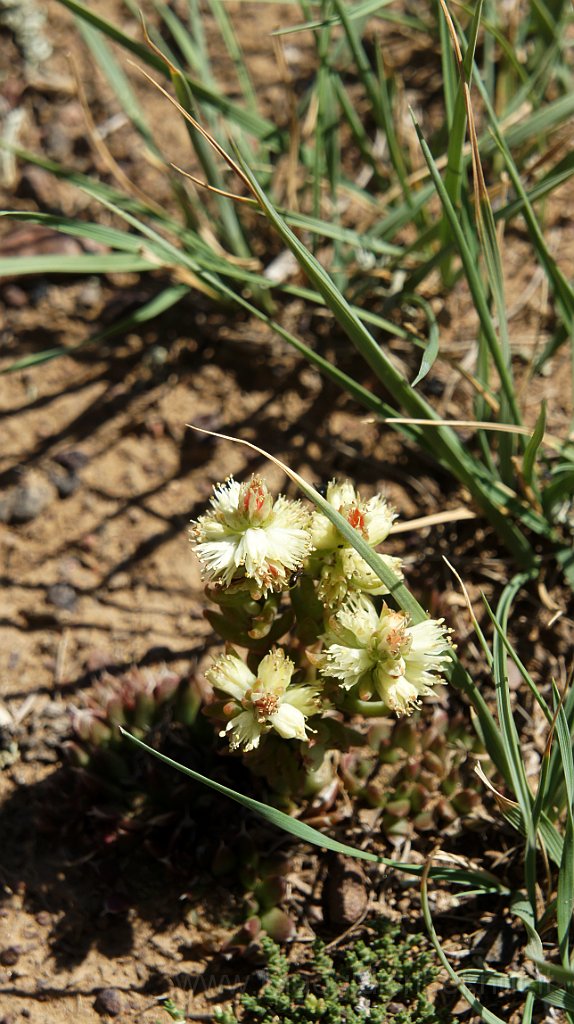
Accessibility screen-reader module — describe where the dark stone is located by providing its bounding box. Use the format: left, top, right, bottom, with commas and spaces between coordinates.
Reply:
0, 946, 20, 967
46, 583, 77, 611
94, 988, 122, 1017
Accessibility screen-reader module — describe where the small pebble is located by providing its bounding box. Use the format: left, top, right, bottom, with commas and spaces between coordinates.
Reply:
0, 947, 20, 967
48, 469, 80, 498
46, 583, 77, 611
2, 284, 27, 307
94, 988, 122, 1017
7, 477, 55, 523
53, 449, 89, 472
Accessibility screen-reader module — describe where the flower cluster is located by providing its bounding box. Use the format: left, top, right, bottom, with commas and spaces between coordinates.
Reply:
191, 475, 312, 599
191, 474, 451, 753
320, 593, 451, 715
310, 479, 402, 606
206, 648, 320, 751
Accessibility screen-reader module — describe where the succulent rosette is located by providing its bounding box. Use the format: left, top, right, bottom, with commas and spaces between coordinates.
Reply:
320, 593, 451, 715
206, 647, 320, 751
190, 475, 313, 598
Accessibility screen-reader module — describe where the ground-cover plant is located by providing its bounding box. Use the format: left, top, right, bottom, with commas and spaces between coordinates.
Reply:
1, 0, 573, 584
211, 926, 453, 1024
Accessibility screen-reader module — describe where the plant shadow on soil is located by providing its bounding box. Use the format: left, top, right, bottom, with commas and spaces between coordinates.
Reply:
0, 730, 280, 983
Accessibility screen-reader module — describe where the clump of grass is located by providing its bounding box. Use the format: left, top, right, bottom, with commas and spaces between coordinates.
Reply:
2, 1, 573, 582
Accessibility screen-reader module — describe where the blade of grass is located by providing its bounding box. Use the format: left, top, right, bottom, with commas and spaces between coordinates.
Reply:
330, 0, 415, 214
458, 970, 574, 1013
439, 0, 483, 282
273, 0, 426, 36
120, 728, 506, 891
404, 294, 439, 387
489, 124, 574, 406
521, 403, 546, 503
551, 680, 574, 965
421, 857, 510, 1024
489, 579, 537, 916
438, 0, 520, 483
0, 253, 161, 275
234, 142, 551, 563
411, 109, 521, 428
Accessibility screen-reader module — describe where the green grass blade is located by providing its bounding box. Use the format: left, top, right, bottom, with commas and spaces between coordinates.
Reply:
421, 867, 509, 1024
77, 20, 160, 156
0, 253, 160, 275
330, 0, 414, 213
501, 805, 564, 867
521, 403, 546, 500
234, 145, 543, 565
558, 813, 574, 966
512, 895, 544, 961
119, 728, 506, 891
442, 0, 483, 208
0, 210, 153, 251
489, 581, 537, 913
489, 126, 574, 386
154, 0, 204, 74
208, 0, 259, 113
437, 0, 457, 126
273, 0, 422, 35
405, 295, 439, 387
530, 958, 574, 986
458, 970, 574, 1013
552, 680, 574, 964
169, 68, 253, 261
412, 110, 522, 427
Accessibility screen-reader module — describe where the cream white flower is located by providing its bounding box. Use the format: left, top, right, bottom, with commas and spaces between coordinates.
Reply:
320, 593, 451, 715
318, 548, 404, 607
190, 475, 313, 598
311, 479, 396, 550
206, 647, 320, 751
310, 479, 400, 606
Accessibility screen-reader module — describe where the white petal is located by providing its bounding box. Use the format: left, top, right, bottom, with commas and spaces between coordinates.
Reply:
256, 649, 295, 695
210, 477, 241, 516
237, 528, 270, 577
310, 512, 339, 550
224, 710, 264, 751
270, 702, 308, 741
326, 479, 357, 508
339, 549, 403, 596
206, 653, 255, 700
364, 495, 396, 544
283, 685, 321, 715
264, 524, 311, 569
335, 592, 379, 641
379, 673, 422, 715
321, 644, 374, 688
194, 537, 241, 583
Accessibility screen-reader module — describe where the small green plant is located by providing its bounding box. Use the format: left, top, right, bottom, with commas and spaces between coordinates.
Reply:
214, 926, 452, 1024
189, 472, 452, 800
